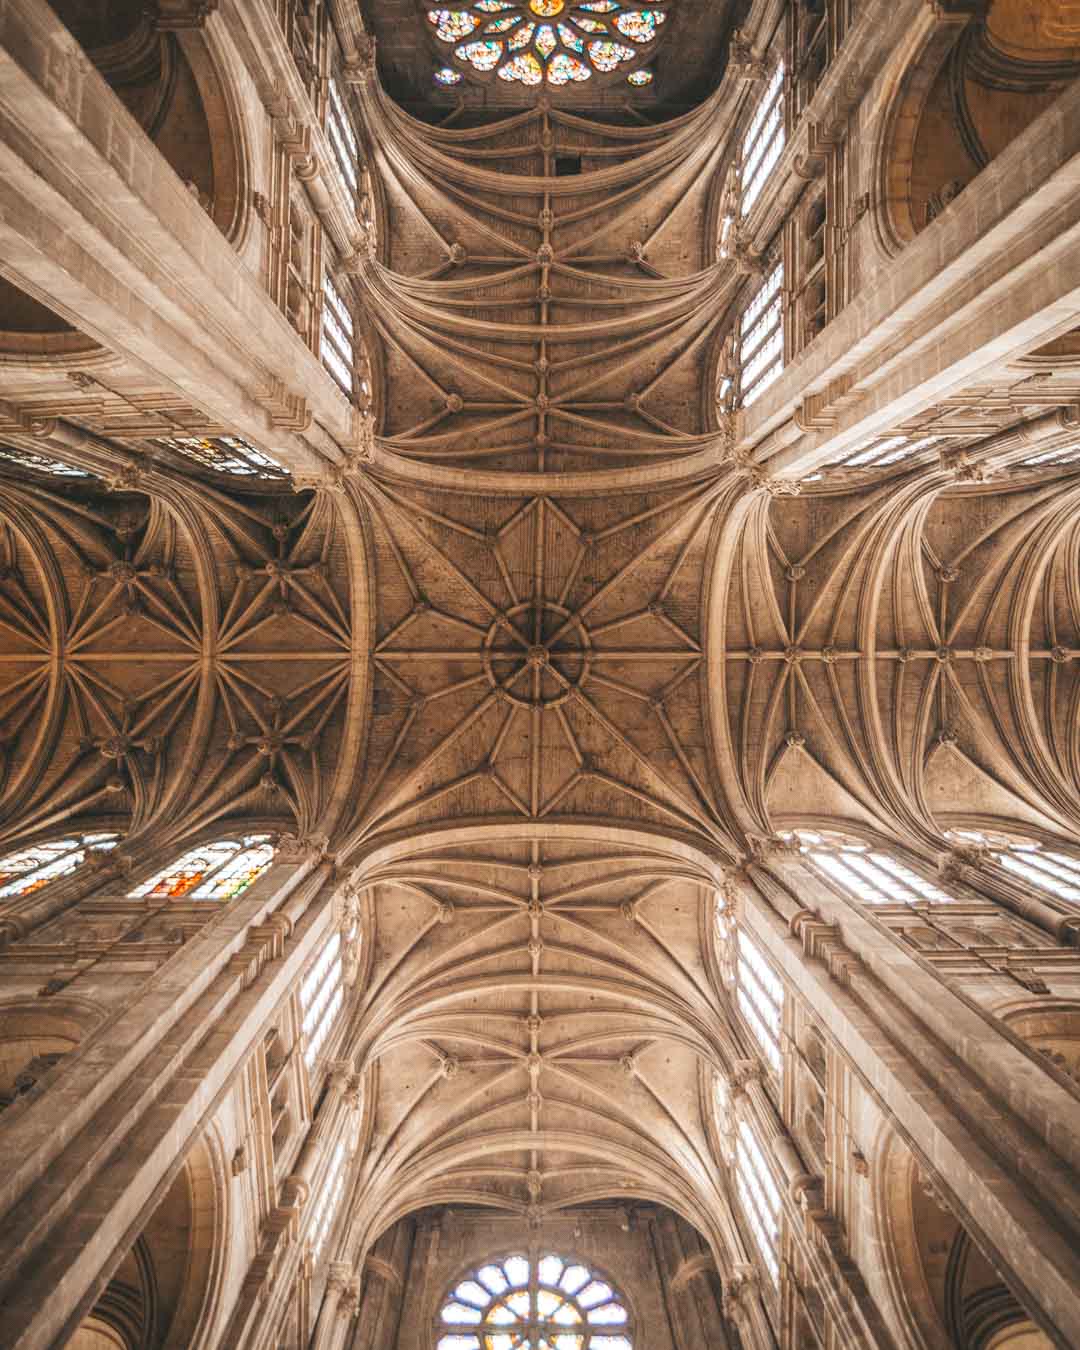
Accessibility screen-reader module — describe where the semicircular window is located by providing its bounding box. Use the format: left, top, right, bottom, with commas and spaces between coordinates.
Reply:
437, 1252, 632, 1349
424, 3, 669, 87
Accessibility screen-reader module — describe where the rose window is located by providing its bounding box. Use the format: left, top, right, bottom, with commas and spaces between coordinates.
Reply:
424, 3, 667, 87
437, 1253, 632, 1349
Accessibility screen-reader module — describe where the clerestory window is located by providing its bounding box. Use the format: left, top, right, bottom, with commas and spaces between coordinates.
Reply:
740, 60, 785, 217
948, 828, 1080, 904
737, 262, 784, 408
736, 1118, 782, 1283
790, 828, 957, 905
301, 930, 344, 1069
0, 444, 90, 477
321, 272, 355, 396
327, 76, 359, 200
310, 1139, 348, 1257
0, 833, 119, 900
438, 1252, 632, 1349
154, 434, 288, 480
737, 929, 783, 1073
128, 834, 276, 901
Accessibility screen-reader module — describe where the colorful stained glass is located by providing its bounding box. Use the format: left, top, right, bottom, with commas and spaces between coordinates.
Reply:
427, 2, 667, 82
627, 66, 653, 83
586, 38, 635, 68
129, 835, 275, 901
558, 20, 584, 48
613, 8, 664, 40
0, 834, 118, 900
438, 1255, 632, 1348
548, 51, 591, 81
456, 38, 504, 68
499, 50, 544, 81
428, 8, 480, 38
434, 65, 464, 83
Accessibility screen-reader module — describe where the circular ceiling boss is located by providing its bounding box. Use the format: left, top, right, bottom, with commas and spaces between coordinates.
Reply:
425, 2, 668, 87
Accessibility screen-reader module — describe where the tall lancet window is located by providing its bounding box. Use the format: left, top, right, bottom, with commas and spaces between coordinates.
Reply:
736, 1118, 782, 1283
0, 833, 119, 900
790, 829, 956, 905
127, 835, 276, 901
301, 931, 344, 1069
737, 929, 784, 1073
740, 59, 785, 216
437, 1253, 632, 1349
948, 828, 1080, 903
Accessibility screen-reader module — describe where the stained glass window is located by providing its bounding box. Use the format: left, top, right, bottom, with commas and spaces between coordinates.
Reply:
1011, 436, 1080, 471
741, 60, 785, 216
437, 1253, 633, 1348
322, 272, 355, 396
0, 444, 91, 478
737, 262, 784, 408
301, 931, 344, 1068
948, 828, 1080, 904
0, 833, 119, 900
310, 1139, 347, 1256
426, 3, 669, 84
154, 434, 288, 479
791, 829, 958, 906
128, 835, 275, 901
737, 930, 783, 1072
736, 1119, 782, 1282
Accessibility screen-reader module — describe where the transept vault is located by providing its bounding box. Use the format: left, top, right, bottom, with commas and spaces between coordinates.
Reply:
1, 2, 1080, 1349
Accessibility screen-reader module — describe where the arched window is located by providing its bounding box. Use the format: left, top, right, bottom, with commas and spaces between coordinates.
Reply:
948, 828, 1080, 904
128, 835, 275, 901
300, 931, 344, 1069
789, 829, 956, 906
0, 832, 119, 900
437, 1253, 632, 1349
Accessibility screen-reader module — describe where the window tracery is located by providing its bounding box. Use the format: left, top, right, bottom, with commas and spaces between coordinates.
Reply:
301, 930, 344, 1068
789, 829, 957, 906
0, 833, 118, 900
326, 75, 359, 200
947, 828, 1080, 903
423, 3, 668, 86
154, 434, 288, 479
437, 1252, 632, 1349
127, 835, 276, 901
